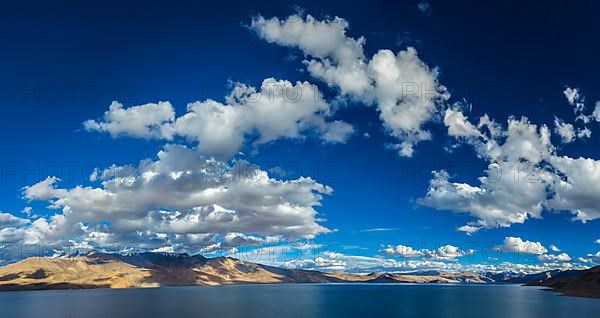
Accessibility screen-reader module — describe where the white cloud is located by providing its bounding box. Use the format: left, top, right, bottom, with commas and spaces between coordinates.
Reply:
424, 245, 475, 261
553, 117, 575, 143
417, 2, 431, 14
84, 101, 175, 139
546, 155, 600, 222
0, 212, 30, 244
444, 107, 480, 138
85, 79, 353, 159
250, 14, 370, 97
0, 212, 30, 227
563, 87, 581, 107
381, 244, 473, 261
359, 228, 396, 232
16, 144, 333, 253
321, 120, 355, 143
549, 245, 561, 252
579, 251, 600, 264
367, 48, 449, 157
562, 86, 594, 125
282, 250, 459, 273
0, 228, 26, 243
457, 224, 482, 235
577, 127, 592, 139
251, 13, 449, 157
595, 239, 600, 244
494, 237, 547, 255
537, 253, 572, 262
21, 207, 33, 215
381, 245, 423, 258
469, 261, 585, 274
279, 249, 581, 274
420, 107, 600, 230
418, 162, 550, 230
593, 101, 600, 122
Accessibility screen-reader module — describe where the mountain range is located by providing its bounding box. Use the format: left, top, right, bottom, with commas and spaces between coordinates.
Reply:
0, 252, 597, 298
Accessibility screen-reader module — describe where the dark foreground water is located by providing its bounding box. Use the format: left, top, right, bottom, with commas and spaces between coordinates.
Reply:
0, 284, 598, 318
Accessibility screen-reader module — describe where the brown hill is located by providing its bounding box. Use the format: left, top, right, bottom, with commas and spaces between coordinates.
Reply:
527, 266, 600, 298
0, 252, 353, 290
367, 271, 493, 284
0, 252, 589, 293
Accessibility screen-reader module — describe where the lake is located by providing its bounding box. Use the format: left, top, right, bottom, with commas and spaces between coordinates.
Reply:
0, 284, 598, 318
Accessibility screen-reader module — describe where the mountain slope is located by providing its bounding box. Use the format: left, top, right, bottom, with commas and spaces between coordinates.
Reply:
367, 271, 494, 284
527, 266, 600, 298
0, 252, 352, 290
0, 252, 592, 294
485, 269, 581, 284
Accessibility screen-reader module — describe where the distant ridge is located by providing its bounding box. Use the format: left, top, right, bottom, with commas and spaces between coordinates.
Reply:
0, 252, 595, 297
526, 266, 600, 298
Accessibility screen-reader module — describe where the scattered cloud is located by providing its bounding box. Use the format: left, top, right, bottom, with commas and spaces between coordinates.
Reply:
579, 252, 600, 264
593, 101, 600, 122
381, 244, 423, 258
537, 253, 572, 262
359, 227, 396, 232
381, 244, 474, 261
85, 79, 353, 159
10, 144, 334, 255
84, 101, 176, 139
554, 117, 576, 143
423, 106, 600, 231
444, 107, 480, 138
251, 13, 449, 157
494, 237, 547, 255
417, 2, 431, 14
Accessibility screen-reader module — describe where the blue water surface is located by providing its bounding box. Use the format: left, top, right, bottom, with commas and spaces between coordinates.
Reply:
0, 284, 598, 318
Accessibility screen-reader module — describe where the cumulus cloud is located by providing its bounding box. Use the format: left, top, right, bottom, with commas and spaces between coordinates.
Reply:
593, 101, 600, 122
422, 106, 600, 230
281, 250, 460, 273
84, 101, 175, 139
418, 162, 550, 231
537, 253, 572, 262
283, 251, 584, 274
85, 79, 353, 159
457, 224, 482, 235
381, 244, 473, 261
15, 144, 333, 253
469, 261, 585, 274
494, 237, 547, 255
563, 87, 585, 115
549, 245, 561, 252
0, 212, 31, 244
553, 117, 576, 143
0, 212, 30, 227
579, 252, 600, 264
278, 248, 578, 274
564, 87, 579, 105
381, 244, 423, 258
251, 13, 449, 157
444, 107, 480, 138
250, 14, 370, 97
423, 245, 475, 261
545, 155, 600, 222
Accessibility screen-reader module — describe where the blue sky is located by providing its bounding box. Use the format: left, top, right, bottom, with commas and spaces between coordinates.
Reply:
0, 0, 599, 272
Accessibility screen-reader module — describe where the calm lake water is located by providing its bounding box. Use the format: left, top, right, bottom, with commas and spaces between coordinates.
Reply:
0, 284, 598, 318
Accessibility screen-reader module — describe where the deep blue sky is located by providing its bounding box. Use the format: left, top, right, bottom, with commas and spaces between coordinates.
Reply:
1, 0, 599, 269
